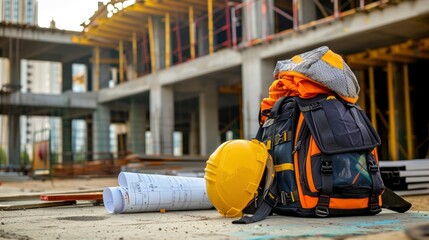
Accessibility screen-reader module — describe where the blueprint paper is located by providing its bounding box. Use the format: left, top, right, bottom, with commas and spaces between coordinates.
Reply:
103, 172, 213, 213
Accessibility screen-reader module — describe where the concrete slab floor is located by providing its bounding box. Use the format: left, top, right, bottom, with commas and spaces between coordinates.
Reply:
1, 205, 428, 240
1, 177, 428, 240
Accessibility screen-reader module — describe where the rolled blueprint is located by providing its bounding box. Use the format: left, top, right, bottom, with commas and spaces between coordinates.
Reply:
103, 172, 213, 213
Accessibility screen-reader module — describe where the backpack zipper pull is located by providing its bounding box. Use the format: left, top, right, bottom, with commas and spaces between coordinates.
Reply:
292, 140, 301, 154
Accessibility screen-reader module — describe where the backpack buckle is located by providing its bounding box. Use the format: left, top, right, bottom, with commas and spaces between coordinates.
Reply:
367, 160, 379, 173
309, 102, 322, 111
369, 194, 382, 214
263, 189, 278, 207
369, 203, 382, 214
280, 191, 295, 205
292, 140, 301, 154
315, 206, 329, 217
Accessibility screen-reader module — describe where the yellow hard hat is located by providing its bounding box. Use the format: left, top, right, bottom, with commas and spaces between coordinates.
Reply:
204, 139, 272, 217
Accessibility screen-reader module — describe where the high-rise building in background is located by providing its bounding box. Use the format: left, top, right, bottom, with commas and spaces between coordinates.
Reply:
0, 0, 65, 166
20, 60, 62, 165
1, 0, 119, 166
0, 58, 9, 165
1, 0, 39, 164
0, 0, 38, 25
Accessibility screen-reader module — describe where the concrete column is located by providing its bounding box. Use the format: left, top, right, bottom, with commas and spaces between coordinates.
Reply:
86, 61, 93, 92
241, 49, 273, 139
7, 114, 20, 167
197, 19, 208, 56
298, 0, 317, 25
243, 0, 275, 42
9, 40, 20, 90
153, 17, 166, 70
62, 62, 73, 92
150, 84, 174, 155
91, 48, 111, 90
199, 80, 220, 155
61, 119, 73, 164
189, 111, 198, 155
86, 119, 93, 159
92, 105, 111, 160
265, 0, 275, 37
128, 97, 147, 154
101, 50, 112, 89
8, 39, 21, 166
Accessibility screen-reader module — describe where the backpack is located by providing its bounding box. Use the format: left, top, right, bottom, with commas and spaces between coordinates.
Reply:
232, 47, 412, 224
233, 94, 412, 224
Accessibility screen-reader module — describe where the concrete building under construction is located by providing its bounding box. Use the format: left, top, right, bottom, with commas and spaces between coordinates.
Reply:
0, 0, 428, 175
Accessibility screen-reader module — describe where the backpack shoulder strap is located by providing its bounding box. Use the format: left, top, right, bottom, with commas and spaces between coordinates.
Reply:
232, 144, 278, 224
381, 187, 412, 213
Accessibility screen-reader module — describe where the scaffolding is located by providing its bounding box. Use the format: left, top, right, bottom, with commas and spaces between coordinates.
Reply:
1, 0, 428, 176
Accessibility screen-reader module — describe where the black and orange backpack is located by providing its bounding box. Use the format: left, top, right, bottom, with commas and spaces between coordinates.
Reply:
233, 46, 411, 224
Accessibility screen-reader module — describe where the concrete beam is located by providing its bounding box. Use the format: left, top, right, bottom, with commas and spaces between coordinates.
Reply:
97, 76, 151, 103
97, 48, 241, 103
0, 24, 76, 44
159, 49, 242, 85
0, 92, 97, 109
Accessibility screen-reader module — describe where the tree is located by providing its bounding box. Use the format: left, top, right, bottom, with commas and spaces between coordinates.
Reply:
20, 151, 30, 166
0, 146, 7, 165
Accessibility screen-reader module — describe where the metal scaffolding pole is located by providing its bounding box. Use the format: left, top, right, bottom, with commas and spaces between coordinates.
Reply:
387, 62, 398, 160
119, 40, 124, 83
165, 13, 171, 68
94, 47, 100, 91
403, 64, 414, 159
189, 6, 196, 59
369, 66, 377, 131
208, 0, 214, 54
148, 16, 156, 73
132, 32, 138, 78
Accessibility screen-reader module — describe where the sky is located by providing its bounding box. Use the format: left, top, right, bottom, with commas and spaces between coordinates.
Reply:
37, 0, 109, 31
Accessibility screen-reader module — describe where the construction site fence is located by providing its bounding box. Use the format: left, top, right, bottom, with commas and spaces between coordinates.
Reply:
50, 158, 126, 178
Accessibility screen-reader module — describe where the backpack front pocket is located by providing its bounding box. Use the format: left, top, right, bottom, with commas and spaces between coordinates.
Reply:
308, 152, 376, 198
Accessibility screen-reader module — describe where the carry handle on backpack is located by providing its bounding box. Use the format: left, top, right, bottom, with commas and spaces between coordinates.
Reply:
256, 96, 292, 140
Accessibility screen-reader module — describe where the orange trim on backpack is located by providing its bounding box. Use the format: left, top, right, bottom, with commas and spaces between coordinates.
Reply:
329, 197, 374, 209
293, 115, 305, 206
306, 136, 320, 193
298, 195, 381, 210
294, 114, 319, 209
300, 197, 377, 210
294, 114, 382, 210
372, 148, 379, 163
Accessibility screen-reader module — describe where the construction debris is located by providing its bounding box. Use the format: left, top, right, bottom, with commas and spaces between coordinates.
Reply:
380, 159, 429, 196
0, 200, 76, 211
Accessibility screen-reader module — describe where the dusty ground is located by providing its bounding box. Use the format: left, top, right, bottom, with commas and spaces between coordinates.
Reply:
0, 177, 119, 195
401, 194, 429, 211
1, 176, 428, 240
1, 177, 428, 211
